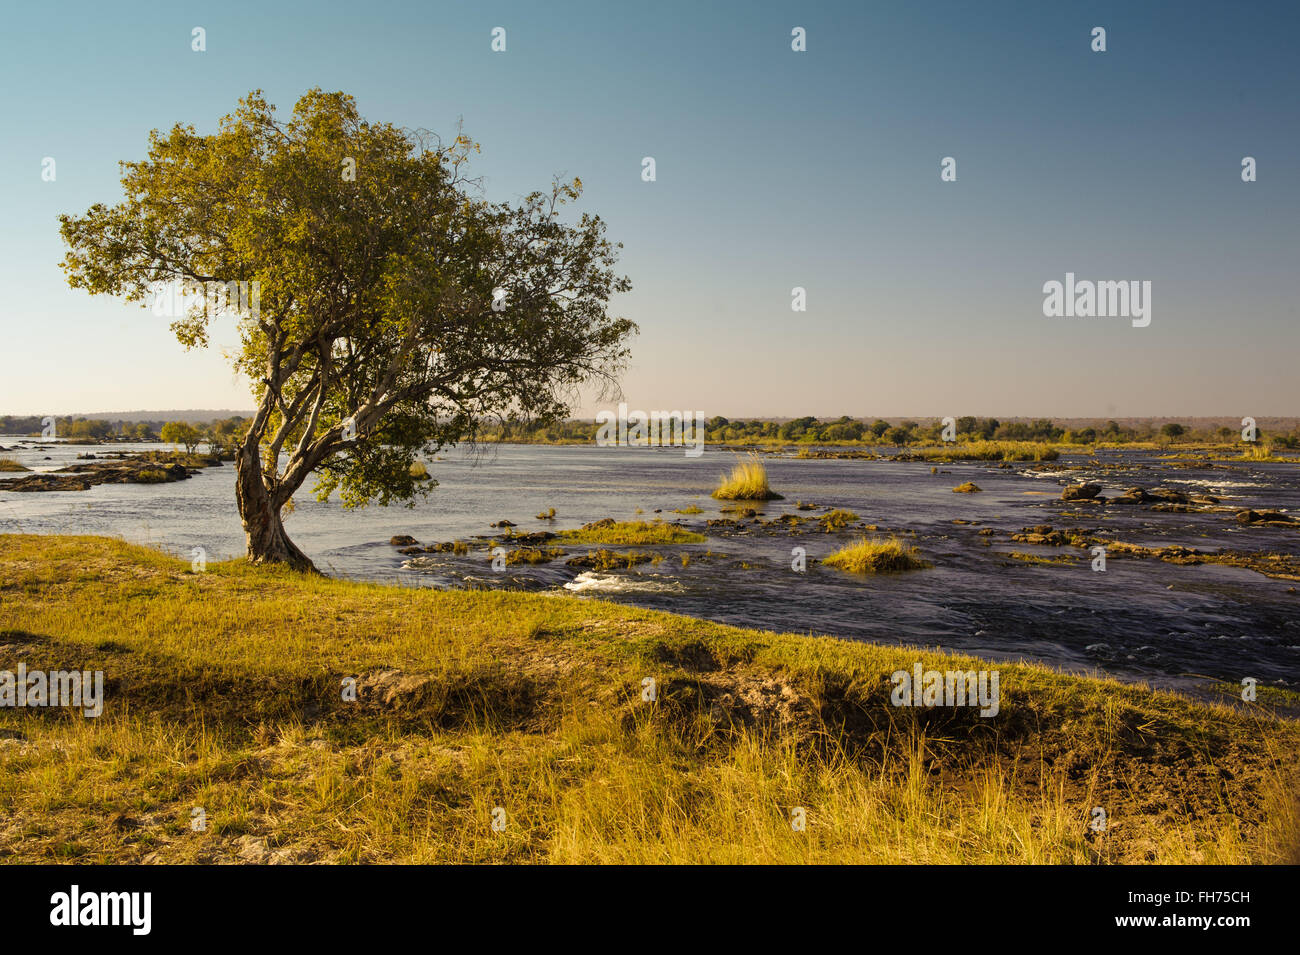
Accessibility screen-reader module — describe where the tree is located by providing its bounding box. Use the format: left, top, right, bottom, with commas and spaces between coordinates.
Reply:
160, 421, 203, 453
206, 416, 249, 457
67, 418, 113, 441
1160, 422, 1186, 439
60, 90, 635, 571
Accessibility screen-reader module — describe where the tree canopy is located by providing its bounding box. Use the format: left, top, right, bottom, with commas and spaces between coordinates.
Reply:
60, 90, 635, 568
159, 421, 202, 454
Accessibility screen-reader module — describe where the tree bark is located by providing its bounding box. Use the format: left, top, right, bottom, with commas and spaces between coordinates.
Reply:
235, 444, 318, 573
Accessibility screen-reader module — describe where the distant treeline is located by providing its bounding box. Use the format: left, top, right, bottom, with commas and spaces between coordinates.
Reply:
484, 415, 1300, 448
0, 415, 250, 453
5, 413, 1297, 450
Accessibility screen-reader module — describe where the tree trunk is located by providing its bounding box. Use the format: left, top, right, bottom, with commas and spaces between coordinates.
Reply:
235, 445, 318, 573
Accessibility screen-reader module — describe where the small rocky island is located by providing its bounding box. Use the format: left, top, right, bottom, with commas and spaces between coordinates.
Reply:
0, 451, 220, 492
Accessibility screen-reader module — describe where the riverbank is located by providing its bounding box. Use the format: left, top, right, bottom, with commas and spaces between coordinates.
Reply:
1, 534, 1295, 863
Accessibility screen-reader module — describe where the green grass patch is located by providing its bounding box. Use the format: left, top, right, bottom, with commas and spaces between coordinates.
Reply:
130, 468, 171, 484
558, 520, 705, 546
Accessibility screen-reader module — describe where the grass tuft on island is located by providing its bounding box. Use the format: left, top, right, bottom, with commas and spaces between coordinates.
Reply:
822, 536, 932, 574
0, 458, 31, 472
712, 454, 783, 500
558, 519, 705, 546
0, 534, 1296, 864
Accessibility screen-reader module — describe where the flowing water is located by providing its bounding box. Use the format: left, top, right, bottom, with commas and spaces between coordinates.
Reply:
2, 438, 1297, 693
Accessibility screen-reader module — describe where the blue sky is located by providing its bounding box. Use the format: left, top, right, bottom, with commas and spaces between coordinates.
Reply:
1, 0, 1296, 418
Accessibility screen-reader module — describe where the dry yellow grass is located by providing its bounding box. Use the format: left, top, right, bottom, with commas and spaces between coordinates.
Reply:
822, 536, 932, 574
0, 533, 1296, 864
712, 453, 782, 500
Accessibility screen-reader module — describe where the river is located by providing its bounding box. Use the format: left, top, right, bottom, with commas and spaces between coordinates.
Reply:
2, 438, 1297, 693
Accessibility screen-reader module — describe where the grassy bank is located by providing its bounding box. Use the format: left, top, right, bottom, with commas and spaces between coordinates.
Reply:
1, 534, 1296, 864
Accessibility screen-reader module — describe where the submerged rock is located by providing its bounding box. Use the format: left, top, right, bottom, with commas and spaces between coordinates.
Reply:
1236, 509, 1297, 526
1011, 524, 1073, 546
1145, 488, 1190, 504
1061, 483, 1102, 501
504, 531, 556, 545
1108, 486, 1189, 506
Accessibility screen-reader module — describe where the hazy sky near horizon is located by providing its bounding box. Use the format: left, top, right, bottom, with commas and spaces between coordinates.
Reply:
1, 0, 1297, 419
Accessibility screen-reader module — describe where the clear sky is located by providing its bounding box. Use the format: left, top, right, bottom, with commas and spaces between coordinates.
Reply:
1, 0, 1296, 419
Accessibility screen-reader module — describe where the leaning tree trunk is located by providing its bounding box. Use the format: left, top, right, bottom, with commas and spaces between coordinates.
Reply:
235, 444, 318, 573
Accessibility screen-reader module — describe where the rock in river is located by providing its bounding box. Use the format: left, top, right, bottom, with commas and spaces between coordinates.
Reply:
1060, 483, 1102, 501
